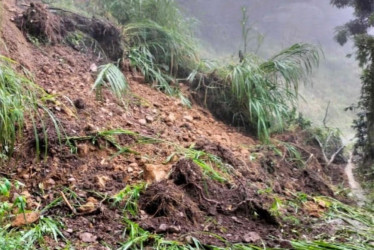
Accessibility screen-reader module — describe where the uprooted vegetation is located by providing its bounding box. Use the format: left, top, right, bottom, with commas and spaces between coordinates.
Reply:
0, 0, 373, 249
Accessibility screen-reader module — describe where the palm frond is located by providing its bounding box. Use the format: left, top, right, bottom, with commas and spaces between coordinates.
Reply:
93, 63, 129, 100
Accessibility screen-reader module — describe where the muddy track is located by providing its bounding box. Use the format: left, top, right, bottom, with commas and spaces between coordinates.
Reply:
345, 152, 366, 206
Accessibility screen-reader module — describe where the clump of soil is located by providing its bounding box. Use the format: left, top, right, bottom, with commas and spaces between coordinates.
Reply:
138, 159, 279, 246
14, 2, 123, 60
15, 3, 65, 44
61, 12, 123, 61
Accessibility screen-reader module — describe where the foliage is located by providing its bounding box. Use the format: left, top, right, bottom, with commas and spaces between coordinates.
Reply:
93, 63, 129, 101
66, 128, 160, 158
112, 182, 146, 217
0, 178, 65, 249
191, 43, 320, 141
165, 144, 233, 183
120, 219, 205, 250
0, 55, 62, 158
0, 217, 65, 249
331, 0, 374, 171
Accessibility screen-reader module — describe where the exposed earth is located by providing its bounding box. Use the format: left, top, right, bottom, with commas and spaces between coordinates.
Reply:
0, 1, 363, 249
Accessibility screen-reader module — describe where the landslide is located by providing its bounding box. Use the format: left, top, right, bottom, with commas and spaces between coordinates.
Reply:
0, 1, 352, 249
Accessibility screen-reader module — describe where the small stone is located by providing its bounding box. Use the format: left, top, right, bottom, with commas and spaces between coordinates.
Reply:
158, 224, 168, 232
68, 178, 76, 183
242, 232, 261, 243
145, 116, 154, 123
74, 99, 85, 109
42, 65, 53, 75
165, 113, 176, 123
183, 115, 193, 122
78, 144, 89, 157
66, 228, 73, 233
84, 123, 96, 132
168, 225, 181, 233
95, 175, 111, 189
143, 164, 171, 183
139, 119, 147, 125
12, 211, 40, 227
129, 162, 138, 168
79, 232, 97, 243
89, 63, 98, 72
127, 167, 134, 173
45, 178, 56, 187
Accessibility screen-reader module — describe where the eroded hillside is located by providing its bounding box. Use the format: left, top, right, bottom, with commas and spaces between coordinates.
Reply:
0, 1, 373, 249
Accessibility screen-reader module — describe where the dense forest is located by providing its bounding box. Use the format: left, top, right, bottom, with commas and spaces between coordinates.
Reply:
0, 0, 373, 249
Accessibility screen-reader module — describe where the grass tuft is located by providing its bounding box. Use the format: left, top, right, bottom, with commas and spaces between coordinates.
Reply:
0, 55, 62, 158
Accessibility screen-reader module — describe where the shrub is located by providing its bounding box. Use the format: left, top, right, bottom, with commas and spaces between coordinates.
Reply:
190, 43, 320, 141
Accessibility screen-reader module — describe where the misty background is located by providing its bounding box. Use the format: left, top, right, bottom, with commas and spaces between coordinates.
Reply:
178, 0, 361, 141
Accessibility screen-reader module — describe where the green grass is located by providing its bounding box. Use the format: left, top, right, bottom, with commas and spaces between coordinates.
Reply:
191, 43, 320, 142
0, 178, 65, 249
119, 219, 203, 250
0, 55, 62, 158
112, 182, 146, 217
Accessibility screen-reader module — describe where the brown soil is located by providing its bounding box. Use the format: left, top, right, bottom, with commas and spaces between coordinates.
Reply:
14, 2, 123, 60
0, 0, 352, 249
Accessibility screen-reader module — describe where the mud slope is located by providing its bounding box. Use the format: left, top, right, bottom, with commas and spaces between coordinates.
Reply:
0, 0, 351, 248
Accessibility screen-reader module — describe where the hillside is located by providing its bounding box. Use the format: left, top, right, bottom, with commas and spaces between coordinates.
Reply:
0, 1, 373, 249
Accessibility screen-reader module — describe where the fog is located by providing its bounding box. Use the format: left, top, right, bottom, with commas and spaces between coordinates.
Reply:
178, 0, 361, 141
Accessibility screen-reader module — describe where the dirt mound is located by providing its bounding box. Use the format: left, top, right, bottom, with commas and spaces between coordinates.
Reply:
194, 138, 244, 168
0, 1, 353, 248
15, 3, 65, 44
138, 159, 279, 245
14, 2, 123, 60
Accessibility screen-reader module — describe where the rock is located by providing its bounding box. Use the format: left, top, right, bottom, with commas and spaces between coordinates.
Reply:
279, 240, 293, 249
242, 232, 261, 243
68, 178, 76, 183
127, 167, 134, 173
84, 123, 97, 132
143, 164, 172, 183
183, 115, 193, 122
95, 175, 111, 189
44, 178, 56, 189
42, 65, 52, 75
79, 232, 97, 243
74, 98, 85, 109
165, 113, 176, 123
138, 119, 147, 125
77, 197, 98, 214
78, 144, 90, 157
12, 211, 40, 227
158, 224, 168, 232
129, 162, 138, 169
145, 116, 154, 123
89, 63, 98, 72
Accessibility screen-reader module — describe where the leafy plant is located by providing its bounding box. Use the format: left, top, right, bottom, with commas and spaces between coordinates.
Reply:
0, 178, 11, 197
188, 43, 320, 142
93, 63, 129, 100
